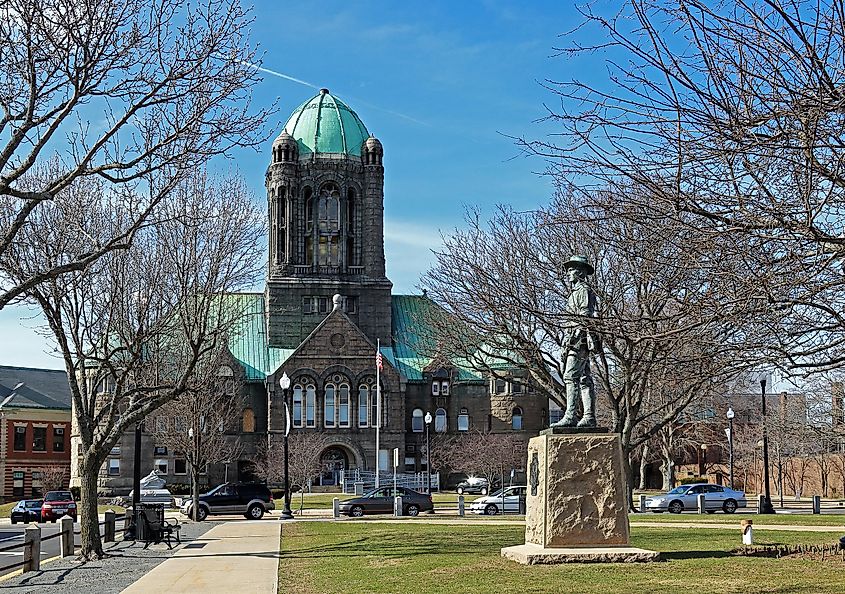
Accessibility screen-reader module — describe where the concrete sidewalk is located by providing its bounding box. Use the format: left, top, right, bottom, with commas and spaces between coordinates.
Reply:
121, 520, 281, 594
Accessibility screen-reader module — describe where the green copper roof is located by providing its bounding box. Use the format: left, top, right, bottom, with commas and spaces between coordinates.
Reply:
391, 295, 483, 381
226, 293, 293, 381
283, 89, 370, 158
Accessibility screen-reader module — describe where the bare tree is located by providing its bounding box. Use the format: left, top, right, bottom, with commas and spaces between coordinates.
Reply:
152, 362, 243, 521
524, 0, 845, 371
1, 171, 263, 558
39, 465, 68, 493
442, 431, 524, 489
252, 432, 333, 512
0, 0, 269, 310
421, 188, 756, 505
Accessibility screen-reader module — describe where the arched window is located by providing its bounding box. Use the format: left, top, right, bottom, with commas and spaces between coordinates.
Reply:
242, 408, 255, 433
317, 183, 340, 266
458, 408, 469, 431
358, 385, 369, 427
346, 188, 356, 267
512, 407, 523, 431
305, 384, 316, 427
434, 408, 447, 433
338, 383, 350, 427
304, 187, 314, 265
412, 408, 424, 433
292, 385, 303, 428
278, 187, 287, 262
324, 384, 336, 428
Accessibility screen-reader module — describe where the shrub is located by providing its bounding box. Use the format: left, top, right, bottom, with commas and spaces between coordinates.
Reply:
679, 476, 705, 485
168, 483, 191, 495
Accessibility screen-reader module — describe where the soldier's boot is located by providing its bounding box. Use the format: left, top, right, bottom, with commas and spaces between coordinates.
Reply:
553, 383, 579, 427
576, 384, 597, 428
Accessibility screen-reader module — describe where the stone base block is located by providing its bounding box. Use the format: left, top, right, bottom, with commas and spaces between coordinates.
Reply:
501, 543, 661, 565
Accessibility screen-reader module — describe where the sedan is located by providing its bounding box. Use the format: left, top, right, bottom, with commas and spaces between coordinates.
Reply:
10, 499, 43, 524
469, 486, 527, 515
645, 483, 747, 514
339, 486, 433, 517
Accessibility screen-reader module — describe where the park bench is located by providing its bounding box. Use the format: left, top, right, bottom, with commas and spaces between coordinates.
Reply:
139, 508, 181, 549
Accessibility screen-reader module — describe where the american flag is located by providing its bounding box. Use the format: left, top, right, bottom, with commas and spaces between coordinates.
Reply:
375, 350, 383, 370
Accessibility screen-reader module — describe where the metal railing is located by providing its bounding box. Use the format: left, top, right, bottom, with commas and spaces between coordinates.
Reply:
341, 470, 440, 494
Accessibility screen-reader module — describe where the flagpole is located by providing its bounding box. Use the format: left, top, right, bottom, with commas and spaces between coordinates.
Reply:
375, 338, 381, 489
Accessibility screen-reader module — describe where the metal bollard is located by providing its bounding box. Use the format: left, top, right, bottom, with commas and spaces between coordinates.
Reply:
757, 494, 766, 514
104, 510, 116, 542
639, 494, 647, 513
741, 519, 753, 545
812, 495, 821, 515
332, 497, 340, 519
60, 515, 74, 557
394, 496, 402, 517
697, 493, 707, 514
458, 495, 465, 517
23, 524, 41, 572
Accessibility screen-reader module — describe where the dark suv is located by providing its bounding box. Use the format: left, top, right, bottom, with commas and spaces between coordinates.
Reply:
180, 482, 274, 521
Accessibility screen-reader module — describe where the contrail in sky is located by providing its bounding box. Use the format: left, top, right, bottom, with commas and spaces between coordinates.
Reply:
237, 59, 429, 127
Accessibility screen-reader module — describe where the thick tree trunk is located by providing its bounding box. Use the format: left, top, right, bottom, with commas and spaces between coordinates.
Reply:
638, 444, 650, 490
661, 457, 674, 491
78, 457, 103, 560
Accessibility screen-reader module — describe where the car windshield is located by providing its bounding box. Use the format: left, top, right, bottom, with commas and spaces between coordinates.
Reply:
44, 491, 72, 501
25, 500, 42, 507
666, 487, 688, 495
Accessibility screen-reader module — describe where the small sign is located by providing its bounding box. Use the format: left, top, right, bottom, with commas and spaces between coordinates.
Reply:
393, 448, 399, 468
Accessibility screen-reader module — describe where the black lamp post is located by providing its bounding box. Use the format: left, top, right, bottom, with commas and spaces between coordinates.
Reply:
759, 377, 776, 514
424, 411, 433, 493
280, 372, 293, 520
726, 407, 735, 490
127, 420, 142, 539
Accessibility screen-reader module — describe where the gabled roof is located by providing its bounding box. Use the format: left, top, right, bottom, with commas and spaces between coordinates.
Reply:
391, 295, 483, 381
0, 366, 71, 410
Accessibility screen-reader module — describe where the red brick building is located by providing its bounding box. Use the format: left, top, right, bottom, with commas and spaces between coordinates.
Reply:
0, 366, 72, 501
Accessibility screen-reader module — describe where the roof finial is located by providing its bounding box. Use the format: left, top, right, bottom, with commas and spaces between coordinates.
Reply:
320, 88, 330, 95
332, 294, 342, 310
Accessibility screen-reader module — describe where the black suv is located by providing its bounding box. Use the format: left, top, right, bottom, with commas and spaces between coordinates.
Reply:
180, 482, 274, 521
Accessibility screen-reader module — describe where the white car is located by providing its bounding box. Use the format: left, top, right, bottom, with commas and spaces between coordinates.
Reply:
468, 486, 526, 515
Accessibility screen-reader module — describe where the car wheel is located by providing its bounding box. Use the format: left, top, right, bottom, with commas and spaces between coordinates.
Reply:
247, 504, 264, 520
668, 500, 684, 514
723, 499, 738, 514
350, 506, 364, 518
457, 487, 464, 495
481, 487, 488, 495
405, 504, 420, 517
11, 518, 16, 525
484, 503, 498, 516
196, 506, 208, 522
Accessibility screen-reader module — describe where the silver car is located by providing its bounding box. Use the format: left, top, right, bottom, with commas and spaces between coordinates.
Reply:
645, 483, 747, 514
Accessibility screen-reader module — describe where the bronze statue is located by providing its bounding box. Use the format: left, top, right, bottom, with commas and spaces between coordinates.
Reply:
553, 255, 598, 428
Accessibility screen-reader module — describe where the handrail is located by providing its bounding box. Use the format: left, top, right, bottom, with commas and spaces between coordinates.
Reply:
0, 542, 32, 572
0, 540, 24, 554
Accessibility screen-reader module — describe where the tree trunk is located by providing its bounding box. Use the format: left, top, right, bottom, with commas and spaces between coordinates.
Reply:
661, 457, 674, 490
622, 448, 635, 510
78, 456, 103, 560
638, 444, 650, 490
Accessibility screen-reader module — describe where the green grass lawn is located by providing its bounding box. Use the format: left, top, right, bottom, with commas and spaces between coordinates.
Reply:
278, 521, 845, 594
631, 512, 845, 527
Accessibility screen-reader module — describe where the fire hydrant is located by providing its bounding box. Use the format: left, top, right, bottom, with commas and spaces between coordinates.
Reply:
741, 519, 753, 545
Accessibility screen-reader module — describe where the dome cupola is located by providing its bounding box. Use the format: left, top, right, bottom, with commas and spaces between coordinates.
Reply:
282, 88, 370, 159
272, 130, 298, 163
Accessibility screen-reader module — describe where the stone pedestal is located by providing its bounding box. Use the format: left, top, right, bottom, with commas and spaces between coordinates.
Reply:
501, 431, 659, 564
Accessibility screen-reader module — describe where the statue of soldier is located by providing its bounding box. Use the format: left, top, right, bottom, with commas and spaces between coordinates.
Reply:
552, 255, 599, 428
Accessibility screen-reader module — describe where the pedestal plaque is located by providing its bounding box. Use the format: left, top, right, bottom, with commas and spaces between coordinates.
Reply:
502, 431, 659, 564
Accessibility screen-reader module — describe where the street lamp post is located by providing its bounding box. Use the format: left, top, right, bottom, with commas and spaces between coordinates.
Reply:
726, 407, 735, 490
424, 412, 433, 494
759, 377, 776, 514
280, 372, 293, 520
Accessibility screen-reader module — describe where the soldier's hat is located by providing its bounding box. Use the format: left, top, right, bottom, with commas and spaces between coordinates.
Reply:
562, 254, 594, 275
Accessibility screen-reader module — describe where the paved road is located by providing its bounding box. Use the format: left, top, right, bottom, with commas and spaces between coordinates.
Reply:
0, 522, 80, 578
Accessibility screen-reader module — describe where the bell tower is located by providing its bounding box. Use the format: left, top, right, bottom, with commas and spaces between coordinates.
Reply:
265, 89, 393, 348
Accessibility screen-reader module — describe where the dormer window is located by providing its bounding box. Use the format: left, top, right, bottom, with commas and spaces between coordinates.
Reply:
440, 381, 450, 396
431, 382, 440, 396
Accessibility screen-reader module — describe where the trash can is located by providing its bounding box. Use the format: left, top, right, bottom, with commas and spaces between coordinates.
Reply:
135, 503, 165, 542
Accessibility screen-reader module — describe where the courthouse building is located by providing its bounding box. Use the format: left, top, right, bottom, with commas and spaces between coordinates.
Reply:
93, 89, 548, 492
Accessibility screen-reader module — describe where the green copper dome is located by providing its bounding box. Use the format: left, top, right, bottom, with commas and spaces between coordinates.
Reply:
283, 88, 370, 158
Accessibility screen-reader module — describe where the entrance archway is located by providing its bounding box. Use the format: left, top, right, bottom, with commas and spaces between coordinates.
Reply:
319, 447, 349, 486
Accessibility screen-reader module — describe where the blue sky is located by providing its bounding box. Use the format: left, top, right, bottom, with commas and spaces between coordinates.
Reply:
1, 0, 590, 369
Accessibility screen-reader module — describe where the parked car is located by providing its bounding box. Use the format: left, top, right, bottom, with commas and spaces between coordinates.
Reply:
40, 491, 77, 522
339, 486, 433, 517
456, 477, 497, 495
10, 499, 43, 524
468, 486, 527, 515
180, 482, 274, 521
645, 483, 747, 514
